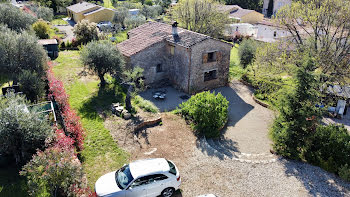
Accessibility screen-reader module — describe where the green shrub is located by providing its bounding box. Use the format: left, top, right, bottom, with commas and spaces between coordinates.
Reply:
32, 20, 50, 39
238, 39, 257, 68
339, 164, 350, 182
145, 0, 153, 5
176, 91, 228, 138
133, 95, 158, 113
304, 124, 350, 174
73, 19, 99, 44
18, 70, 46, 102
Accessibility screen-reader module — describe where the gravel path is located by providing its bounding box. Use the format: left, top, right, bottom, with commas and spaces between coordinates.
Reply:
214, 81, 274, 154
179, 146, 350, 197
54, 25, 74, 42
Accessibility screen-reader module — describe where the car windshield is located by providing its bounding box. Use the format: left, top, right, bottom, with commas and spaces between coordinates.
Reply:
115, 165, 134, 189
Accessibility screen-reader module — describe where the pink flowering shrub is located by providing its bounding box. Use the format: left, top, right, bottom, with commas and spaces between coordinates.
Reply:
20, 145, 87, 197
47, 62, 84, 150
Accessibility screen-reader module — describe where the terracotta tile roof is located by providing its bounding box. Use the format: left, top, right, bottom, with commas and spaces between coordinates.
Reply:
117, 22, 210, 57
66, 2, 98, 13
38, 39, 58, 45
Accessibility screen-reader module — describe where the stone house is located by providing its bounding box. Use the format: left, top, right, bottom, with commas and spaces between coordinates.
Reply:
117, 22, 232, 94
66, 2, 115, 23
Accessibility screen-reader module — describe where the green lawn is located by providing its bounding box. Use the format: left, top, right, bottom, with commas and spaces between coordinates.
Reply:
0, 167, 28, 197
53, 51, 128, 188
229, 44, 245, 80
51, 19, 68, 26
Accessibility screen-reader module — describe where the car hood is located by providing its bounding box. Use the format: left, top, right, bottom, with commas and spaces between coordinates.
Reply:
95, 171, 122, 196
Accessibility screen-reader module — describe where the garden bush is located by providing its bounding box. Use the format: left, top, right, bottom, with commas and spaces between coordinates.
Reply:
18, 70, 46, 102
33, 20, 50, 39
20, 145, 87, 197
238, 39, 257, 68
304, 124, 350, 174
176, 91, 228, 138
0, 94, 53, 165
73, 20, 99, 44
339, 164, 350, 182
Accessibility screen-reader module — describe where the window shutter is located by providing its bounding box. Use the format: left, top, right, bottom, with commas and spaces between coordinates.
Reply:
216, 51, 222, 62
203, 53, 208, 63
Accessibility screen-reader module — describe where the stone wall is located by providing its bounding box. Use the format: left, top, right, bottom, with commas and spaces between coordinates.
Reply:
129, 41, 169, 85
189, 39, 232, 94
167, 44, 191, 92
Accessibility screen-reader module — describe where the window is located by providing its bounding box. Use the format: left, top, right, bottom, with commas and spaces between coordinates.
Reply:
204, 70, 217, 82
207, 52, 216, 62
152, 174, 168, 181
167, 160, 177, 175
115, 165, 134, 189
273, 31, 277, 37
156, 64, 162, 72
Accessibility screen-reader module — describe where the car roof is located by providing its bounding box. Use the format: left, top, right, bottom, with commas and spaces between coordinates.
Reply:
129, 158, 170, 179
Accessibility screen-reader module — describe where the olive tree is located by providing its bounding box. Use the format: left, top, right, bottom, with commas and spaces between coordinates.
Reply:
73, 19, 99, 44
113, 7, 129, 29
0, 94, 53, 165
172, 0, 230, 38
0, 25, 48, 84
0, 3, 37, 32
81, 41, 124, 88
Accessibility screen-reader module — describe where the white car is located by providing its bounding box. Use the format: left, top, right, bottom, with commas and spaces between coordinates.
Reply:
95, 158, 181, 197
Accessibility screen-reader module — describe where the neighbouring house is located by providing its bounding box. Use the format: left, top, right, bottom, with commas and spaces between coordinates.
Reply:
117, 21, 232, 94
38, 39, 59, 59
220, 5, 264, 24
254, 19, 291, 42
225, 23, 258, 38
262, 0, 291, 17
66, 2, 115, 23
225, 18, 291, 43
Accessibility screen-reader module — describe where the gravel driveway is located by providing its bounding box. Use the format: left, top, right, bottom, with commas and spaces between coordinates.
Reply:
110, 81, 350, 196
213, 81, 274, 154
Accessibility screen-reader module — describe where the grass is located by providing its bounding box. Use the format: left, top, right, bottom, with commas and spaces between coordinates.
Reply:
49, 26, 66, 39
51, 19, 68, 26
0, 166, 28, 197
133, 95, 159, 113
229, 44, 246, 80
52, 51, 128, 188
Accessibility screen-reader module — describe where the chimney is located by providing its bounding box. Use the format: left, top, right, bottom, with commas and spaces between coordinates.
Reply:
172, 21, 178, 36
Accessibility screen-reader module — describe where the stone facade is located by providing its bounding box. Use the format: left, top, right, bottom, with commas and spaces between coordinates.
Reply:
117, 22, 232, 94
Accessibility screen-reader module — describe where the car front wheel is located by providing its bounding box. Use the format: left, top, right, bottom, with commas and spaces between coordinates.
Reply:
161, 187, 175, 197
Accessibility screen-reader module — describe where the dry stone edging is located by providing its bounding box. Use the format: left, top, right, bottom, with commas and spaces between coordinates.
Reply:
201, 137, 280, 164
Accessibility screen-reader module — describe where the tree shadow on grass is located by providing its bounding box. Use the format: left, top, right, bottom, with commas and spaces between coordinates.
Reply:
282, 159, 350, 196
78, 83, 126, 120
